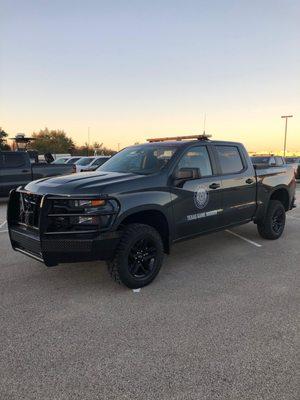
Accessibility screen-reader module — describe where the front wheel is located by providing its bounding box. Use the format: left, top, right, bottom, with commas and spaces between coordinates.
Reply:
257, 200, 286, 240
107, 223, 164, 289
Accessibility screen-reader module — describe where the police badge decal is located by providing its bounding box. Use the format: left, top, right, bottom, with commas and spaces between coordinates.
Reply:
194, 185, 209, 209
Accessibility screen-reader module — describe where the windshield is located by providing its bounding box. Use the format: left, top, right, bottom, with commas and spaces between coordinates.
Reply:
53, 158, 68, 164
91, 157, 109, 166
76, 157, 95, 166
98, 145, 177, 175
65, 157, 81, 164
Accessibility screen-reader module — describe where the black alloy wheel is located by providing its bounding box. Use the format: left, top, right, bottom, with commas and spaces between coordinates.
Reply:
128, 238, 158, 279
271, 207, 285, 234
107, 223, 164, 288
257, 200, 286, 240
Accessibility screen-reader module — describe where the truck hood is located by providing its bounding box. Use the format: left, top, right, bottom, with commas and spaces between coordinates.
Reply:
25, 171, 144, 195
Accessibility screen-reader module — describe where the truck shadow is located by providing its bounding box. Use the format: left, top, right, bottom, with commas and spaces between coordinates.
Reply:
4, 226, 260, 292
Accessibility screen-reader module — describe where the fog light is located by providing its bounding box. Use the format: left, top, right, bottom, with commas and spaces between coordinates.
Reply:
79, 216, 93, 224
79, 216, 100, 225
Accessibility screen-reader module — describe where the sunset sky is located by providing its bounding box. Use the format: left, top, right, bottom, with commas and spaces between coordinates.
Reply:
1, 0, 299, 152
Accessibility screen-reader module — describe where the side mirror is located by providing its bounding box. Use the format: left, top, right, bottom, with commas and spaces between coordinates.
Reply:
174, 167, 200, 181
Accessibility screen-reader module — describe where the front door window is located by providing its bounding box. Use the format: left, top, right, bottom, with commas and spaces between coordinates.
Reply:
171, 145, 222, 239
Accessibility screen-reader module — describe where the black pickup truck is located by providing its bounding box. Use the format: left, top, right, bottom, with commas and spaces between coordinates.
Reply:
0, 151, 75, 196
7, 136, 296, 288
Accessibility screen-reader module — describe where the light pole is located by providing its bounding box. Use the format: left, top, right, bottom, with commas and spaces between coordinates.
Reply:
87, 127, 90, 156
281, 115, 293, 157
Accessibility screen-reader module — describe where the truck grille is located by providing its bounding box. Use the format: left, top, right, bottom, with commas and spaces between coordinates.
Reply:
18, 193, 42, 229
9, 190, 118, 238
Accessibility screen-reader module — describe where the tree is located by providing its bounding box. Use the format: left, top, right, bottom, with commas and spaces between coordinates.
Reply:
31, 128, 75, 154
101, 146, 117, 156
0, 127, 10, 150
74, 142, 116, 156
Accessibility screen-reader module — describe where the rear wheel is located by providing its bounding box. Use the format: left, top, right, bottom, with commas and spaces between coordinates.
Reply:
257, 200, 286, 240
107, 223, 164, 288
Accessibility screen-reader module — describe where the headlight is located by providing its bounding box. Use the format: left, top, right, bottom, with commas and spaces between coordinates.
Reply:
75, 199, 107, 225
49, 197, 118, 233
75, 199, 106, 208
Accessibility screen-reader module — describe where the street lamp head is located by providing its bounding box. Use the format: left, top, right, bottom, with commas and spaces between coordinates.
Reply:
281, 115, 293, 118
9, 133, 36, 150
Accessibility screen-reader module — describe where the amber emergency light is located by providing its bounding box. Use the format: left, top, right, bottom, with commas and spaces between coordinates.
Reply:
147, 134, 211, 143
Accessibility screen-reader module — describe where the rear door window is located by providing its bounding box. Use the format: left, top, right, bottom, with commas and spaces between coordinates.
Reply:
3, 153, 26, 168
216, 146, 244, 174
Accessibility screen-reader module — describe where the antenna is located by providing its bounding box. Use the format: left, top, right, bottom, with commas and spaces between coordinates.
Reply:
203, 113, 207, 135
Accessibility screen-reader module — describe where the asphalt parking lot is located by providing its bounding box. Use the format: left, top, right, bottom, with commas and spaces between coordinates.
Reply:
0, 187, 299, 400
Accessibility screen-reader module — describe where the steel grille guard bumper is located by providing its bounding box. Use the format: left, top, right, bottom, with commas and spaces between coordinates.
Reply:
7, 188, 121, 267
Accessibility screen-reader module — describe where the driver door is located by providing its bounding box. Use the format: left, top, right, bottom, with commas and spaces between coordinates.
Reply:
170, 145, 223, 240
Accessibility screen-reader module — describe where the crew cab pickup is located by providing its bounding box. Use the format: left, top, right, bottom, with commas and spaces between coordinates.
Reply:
285, 157, 300, 179
0, 151, 76, 196
251, 155, 286, 167
7, 136, 296, 288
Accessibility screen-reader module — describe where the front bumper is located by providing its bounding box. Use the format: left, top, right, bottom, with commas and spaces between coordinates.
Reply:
7, 189, 121, 266
9, 225, 121, 266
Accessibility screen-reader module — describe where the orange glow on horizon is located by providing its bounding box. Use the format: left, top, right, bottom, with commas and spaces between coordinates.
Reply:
3, 113, 300, 154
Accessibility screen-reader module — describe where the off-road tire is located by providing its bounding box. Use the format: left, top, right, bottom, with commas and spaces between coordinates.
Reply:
257, 200, 286, 240
107, 223, 164, 289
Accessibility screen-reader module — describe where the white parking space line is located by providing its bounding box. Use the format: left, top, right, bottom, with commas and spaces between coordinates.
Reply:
226, 229, 262, 248
288, 215, 300, 221
0, 220, 7, 228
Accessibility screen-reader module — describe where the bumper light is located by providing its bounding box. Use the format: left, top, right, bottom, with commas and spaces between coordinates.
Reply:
79, 216, 94, 224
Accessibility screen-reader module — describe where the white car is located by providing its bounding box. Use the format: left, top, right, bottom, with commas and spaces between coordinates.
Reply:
75, 156, 111, 172
52, 157, 70, 164
84, 156, 111, 171
74, 157, 97, 172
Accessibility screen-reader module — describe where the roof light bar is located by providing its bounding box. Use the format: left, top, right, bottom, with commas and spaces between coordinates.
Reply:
147, 134, 211, 143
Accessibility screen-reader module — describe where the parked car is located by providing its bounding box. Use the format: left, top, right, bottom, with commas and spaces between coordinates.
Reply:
7, 136, 296, 288
52, 157, 70, 164
74, 157, 96, 172
285, 157, 300, 179
0, 151, 76, 196
84, 156, 111, 171
65, 156, 82, 165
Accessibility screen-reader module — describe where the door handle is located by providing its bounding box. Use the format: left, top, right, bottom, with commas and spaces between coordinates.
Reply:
246, 178, 254, 184
209, 183, 220, 189
22, 169, 30, 173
